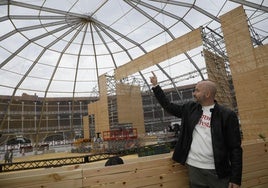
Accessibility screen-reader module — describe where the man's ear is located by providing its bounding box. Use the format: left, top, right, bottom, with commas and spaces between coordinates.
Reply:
205, 90, 211, 98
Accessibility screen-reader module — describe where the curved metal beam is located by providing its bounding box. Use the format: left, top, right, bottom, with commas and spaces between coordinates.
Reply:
93, 24, 118, 68
0, 23, 82, 130
184, 52, 205, 81
125, 0, 175, 39
91, 17, 147, 53
93, 23, 133, 60
229, 0, 268, 12
131, 0, 194, 30
35, 24, 86, 145
156, 64, 183, 100
0, 19, 77, 42
9, 0, 89, 19
149, 0, 220, 22
90, 22, 101, 92
0, 23, 78, 69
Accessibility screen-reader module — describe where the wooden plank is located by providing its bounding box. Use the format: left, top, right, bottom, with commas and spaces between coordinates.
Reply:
83, 155, 179, 178
0, 169, 82, 188
83, 115, 90, 139
0, 141, 267, 188
83, 164, 188, 188
114, 28, 202, 80
255, 45, 268, 67
243, 162, 268, 172
243, 169, 268, 186
21, 179, 82, 188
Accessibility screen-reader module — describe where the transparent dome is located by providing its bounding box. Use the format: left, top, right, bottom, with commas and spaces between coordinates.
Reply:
0, 0, 267, 98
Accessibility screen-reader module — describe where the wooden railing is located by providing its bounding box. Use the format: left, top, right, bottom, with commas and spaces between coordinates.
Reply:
0, 140, 267, 188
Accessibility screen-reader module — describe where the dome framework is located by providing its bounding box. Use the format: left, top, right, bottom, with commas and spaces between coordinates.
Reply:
0, 0, 267, 98
0, 0, 267, 140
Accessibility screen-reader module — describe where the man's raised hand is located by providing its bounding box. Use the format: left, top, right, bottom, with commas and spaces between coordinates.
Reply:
150, 71, 158, 86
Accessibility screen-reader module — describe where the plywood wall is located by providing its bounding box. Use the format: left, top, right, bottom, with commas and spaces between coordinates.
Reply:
203, 49, 234, 109
85, 76, 145, 139
87, 75, 110, 138
116, 83, 145, 135
83, 115, 90, 139
220, 6, 268, 140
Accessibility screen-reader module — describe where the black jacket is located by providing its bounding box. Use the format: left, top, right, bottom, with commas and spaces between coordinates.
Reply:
152, 85, 243, 185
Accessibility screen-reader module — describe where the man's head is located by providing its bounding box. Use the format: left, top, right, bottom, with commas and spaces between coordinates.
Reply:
193, 80, 217, 106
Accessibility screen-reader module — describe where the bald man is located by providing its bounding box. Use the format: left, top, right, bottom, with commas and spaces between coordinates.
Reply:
150, 72, 242, 188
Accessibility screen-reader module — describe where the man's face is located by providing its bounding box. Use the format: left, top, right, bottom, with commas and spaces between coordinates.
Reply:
193, 83, 207, 104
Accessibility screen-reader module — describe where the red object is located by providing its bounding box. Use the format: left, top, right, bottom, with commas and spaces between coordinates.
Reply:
103, 128, 138, 141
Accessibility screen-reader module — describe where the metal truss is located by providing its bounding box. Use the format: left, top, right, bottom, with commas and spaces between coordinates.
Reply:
0, 152, 112, 173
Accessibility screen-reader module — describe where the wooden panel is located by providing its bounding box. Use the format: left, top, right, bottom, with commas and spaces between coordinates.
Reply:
88, 102, 97, 115
0, 168, 83, 188
242, 141, 268, 188
116, 83, 145, 134
97, 75, 110, 134
114, 28, 203, 80
83, 115, 89, 139
220, 6, 255, 73
87, 75, 110, 135
220, 6, 268, 140
255, 45, 268, 68
203, 49, 233, 109
0, 141, 267, 188
82, 154, 188, 188
116, 84, 133, 123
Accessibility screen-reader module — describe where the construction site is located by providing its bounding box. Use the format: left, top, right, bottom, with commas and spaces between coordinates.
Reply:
0, 1, 267, 187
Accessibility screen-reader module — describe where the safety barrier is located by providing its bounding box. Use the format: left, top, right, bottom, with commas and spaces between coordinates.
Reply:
0, 140, 267, 188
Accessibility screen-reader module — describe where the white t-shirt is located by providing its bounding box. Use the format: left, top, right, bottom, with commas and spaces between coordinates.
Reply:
186, 104, 215, 169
